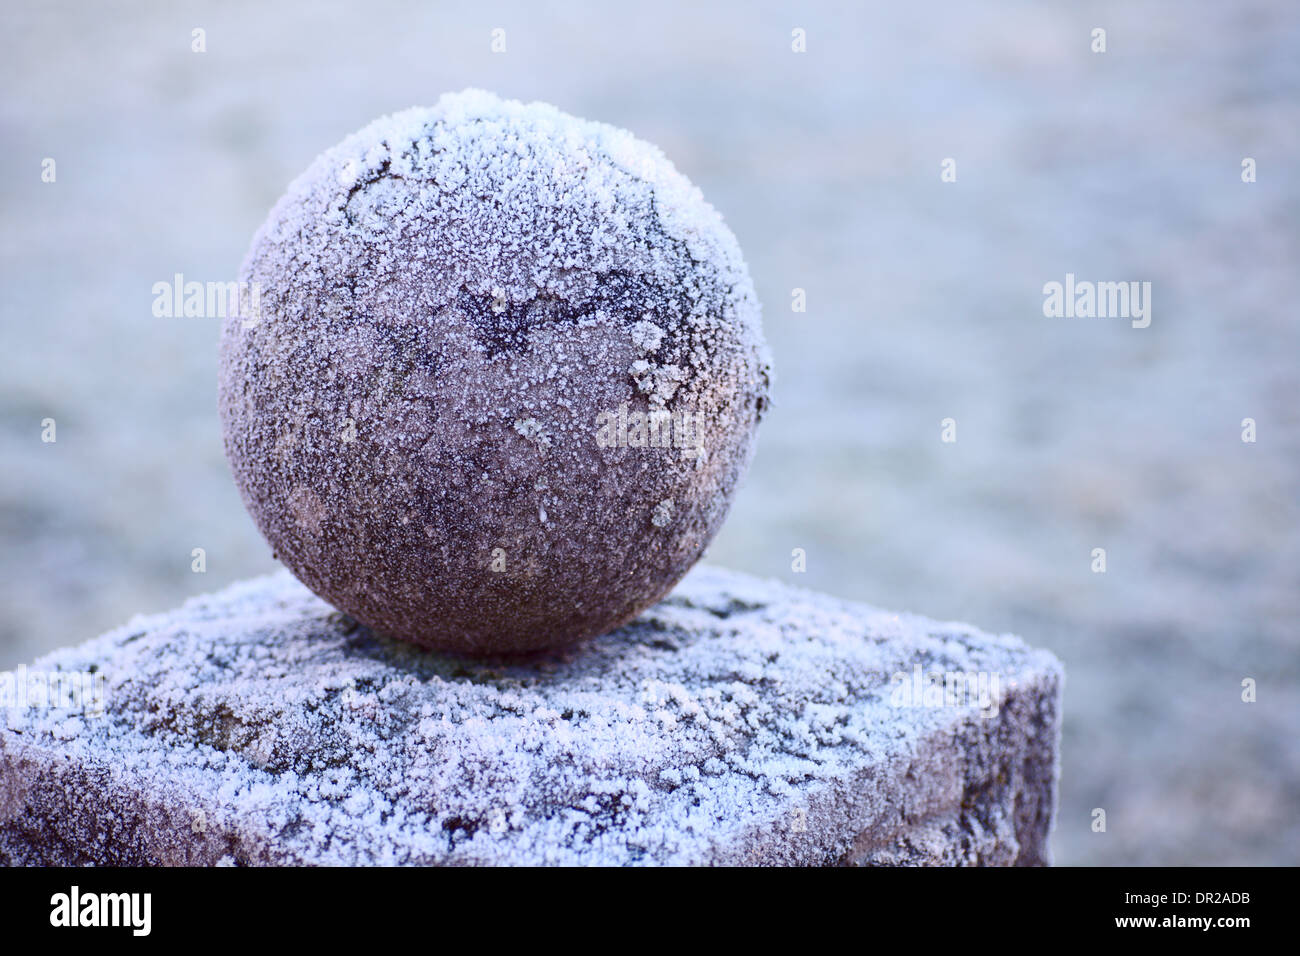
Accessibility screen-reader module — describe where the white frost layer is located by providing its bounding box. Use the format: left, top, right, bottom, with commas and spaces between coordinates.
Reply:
0, 567, 1062, 865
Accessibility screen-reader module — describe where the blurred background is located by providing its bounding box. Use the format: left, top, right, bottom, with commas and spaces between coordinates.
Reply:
1, 0, 1297, 865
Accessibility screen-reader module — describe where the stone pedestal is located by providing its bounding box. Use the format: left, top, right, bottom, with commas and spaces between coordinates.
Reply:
0, 566, 1062, 865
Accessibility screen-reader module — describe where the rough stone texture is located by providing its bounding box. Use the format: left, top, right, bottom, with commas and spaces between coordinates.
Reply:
0, 567, 1061, 866
218, 89, 770, 654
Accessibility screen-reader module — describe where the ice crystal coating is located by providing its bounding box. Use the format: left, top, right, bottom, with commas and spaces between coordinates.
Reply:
218, 90, 769, 654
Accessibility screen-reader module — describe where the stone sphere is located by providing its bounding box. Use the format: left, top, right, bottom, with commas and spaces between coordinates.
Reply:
218, 90, 770, 655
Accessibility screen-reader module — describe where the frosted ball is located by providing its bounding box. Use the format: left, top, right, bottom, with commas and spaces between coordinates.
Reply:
219, 90, 769, 654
